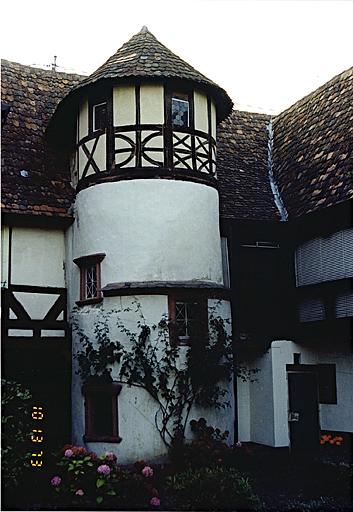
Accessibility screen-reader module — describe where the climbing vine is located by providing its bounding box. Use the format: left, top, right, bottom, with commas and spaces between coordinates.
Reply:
73, 300, 256, 448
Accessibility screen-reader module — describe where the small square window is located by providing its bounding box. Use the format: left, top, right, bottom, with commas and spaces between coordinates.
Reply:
172, 96, 189, 128
93, 102, 107, 131
73, 253, 106, 305
82, 381, 122, 442
169, 295, 207, 345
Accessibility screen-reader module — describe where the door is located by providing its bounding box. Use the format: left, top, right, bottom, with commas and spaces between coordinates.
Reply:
287, 371, 320, 453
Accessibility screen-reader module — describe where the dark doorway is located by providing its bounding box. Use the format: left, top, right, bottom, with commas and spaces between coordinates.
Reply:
287, 371, 320, 453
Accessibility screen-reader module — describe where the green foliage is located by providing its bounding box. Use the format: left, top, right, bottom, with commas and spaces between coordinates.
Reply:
169, 417, 234, 470
165, 466, 261, 511
50, 447, 160, 510
74, 300, 256, 447
1, 379, 32, 490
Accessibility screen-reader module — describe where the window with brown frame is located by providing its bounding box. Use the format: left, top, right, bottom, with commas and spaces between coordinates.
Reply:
168, 294, 208, 345
82, 381, 122, 443
73, 253, 105, 305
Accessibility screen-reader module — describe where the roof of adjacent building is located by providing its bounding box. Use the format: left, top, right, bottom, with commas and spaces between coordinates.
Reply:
273, 66, 353, 217
1, 59, 83, 218
51, 26, 233, 125
1, 52, 352, 223
217, 110, 280, 221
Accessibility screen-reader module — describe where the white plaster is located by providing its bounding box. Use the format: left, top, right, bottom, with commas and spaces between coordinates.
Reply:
211, 101, 217, 140
71, 296, 234, 463
13, 292, 59, 320
238, 339, 353, 448
79, 100, 89, 140
194, 91, 208, 133
8, 329, 33, 337
140, 84, 164, 125
72, 180, 223, 287
41, 330, 66, 337
1, 225, 9, 287
93, 133, 106, 172
113, 85, 136, 126
237, 379, 251, 442
11, 228, 65, 287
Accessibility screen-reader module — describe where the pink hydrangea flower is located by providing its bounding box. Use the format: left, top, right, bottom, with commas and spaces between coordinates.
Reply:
105, 451, 116, 461
97, 464, 111, 475
142, 465, 153, 477
75, 489, 84, 496
51, 475, 61, 487
64, 449, 74, 458
150, 496, 161, 507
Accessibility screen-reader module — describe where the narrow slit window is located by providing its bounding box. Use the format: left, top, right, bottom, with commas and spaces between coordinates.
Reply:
93, 102, 107, 131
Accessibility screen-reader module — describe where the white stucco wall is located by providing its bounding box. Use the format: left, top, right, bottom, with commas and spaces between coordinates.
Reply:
71, 180, 223, 292
1, 225, 9, 287
237, 339, 353, 448
11, 227, 65, 287
78, 100, 89, 140
140, 84, 164, 125
71, 296, 234, 463
194, 91, 208, 133
113, 85, 136, 126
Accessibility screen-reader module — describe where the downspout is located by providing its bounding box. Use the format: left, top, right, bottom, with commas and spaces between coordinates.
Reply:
267, 118, 288, 222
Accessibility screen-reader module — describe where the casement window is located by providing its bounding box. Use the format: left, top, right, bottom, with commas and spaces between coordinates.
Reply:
73, 253, 105, 305
168, 295, 207, 345
295, 228, 353, 286
92, 102, 107, 131
82, 381, 122, 442
172, 94, 190, 128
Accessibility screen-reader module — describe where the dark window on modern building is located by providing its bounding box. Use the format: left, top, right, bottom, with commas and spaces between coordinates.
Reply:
93, 102, 107, 131
317, 364, 337, 404
82, 381, 122, 442
172, 95, 189, 128
168, 295, 207, 345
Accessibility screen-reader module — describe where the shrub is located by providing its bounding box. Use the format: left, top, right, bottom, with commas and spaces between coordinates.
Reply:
169, 418, 234, 470
165, 466, 261, 511
50, 446, 161, 510
1, 379, 32, 491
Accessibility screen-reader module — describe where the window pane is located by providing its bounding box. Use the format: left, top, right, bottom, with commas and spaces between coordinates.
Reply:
93, 103, 107, 131
172, 98, 189, 128
91, 393, 113, 437
86, 265, 97, 298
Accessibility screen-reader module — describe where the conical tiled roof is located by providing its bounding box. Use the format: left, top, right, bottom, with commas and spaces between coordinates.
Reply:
57, 27, 233, 122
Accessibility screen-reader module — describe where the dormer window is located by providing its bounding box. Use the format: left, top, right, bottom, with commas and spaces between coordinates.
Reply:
93, 102, 107, 131
73, 253, 106, 305
172, 94, 189, 128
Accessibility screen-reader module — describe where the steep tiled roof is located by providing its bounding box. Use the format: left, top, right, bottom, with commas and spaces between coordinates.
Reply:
53, 27, 233, 123
217, 110, 280, 221
273, 67, 353, 217
1, 59, 84, 218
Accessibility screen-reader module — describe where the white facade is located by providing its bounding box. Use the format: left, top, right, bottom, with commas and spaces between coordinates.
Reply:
71, 296, 234, 463
237, 340, 353, 448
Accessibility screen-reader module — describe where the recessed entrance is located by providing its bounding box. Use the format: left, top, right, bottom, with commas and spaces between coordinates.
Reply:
287, 371, 320, 453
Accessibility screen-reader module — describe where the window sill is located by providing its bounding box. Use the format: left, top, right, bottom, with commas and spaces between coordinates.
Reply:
76, 297, 103, 307
83, 435, 122, 443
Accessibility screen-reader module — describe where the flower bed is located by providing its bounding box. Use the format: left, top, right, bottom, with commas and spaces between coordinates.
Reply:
48, 443, 260, 510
